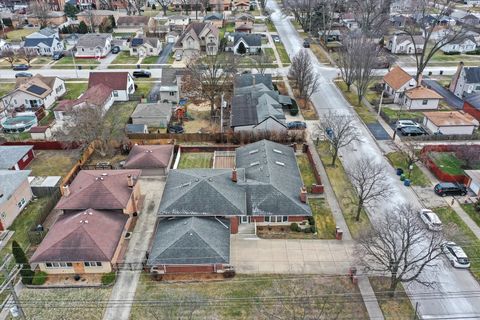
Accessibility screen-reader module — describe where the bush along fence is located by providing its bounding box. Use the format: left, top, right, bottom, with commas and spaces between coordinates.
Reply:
302, 143, 324, 194
27, 189, 61, 246
420, 145, 471, 184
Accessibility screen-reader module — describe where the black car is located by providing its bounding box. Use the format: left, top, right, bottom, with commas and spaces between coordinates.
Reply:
287, 121, 307, 130
52, 52, 64, 60
434, 182, 467, 197
399, 126, 427, 136
15, 72, 33, 78
168, 125, 184, 134
132, 70, 151, 78
111, 46, 120, 54
303, 40, 310, 48
12, 64, 29, 71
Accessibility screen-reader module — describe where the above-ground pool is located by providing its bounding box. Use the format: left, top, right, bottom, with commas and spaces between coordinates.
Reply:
1, 115, 38, 133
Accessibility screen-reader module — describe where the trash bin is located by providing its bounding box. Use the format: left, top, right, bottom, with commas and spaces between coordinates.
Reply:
396, 168, 404, 176
335, 228, 343, 240
137, 64, 140, 69
400, 174, 406, 181
77, 65, 82, 70
404, 179, 411, 186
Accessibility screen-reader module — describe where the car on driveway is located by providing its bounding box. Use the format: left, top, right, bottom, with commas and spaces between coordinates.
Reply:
434, 182, 467, 197
12, 64, 29, 71
15, 72, 32, 78
132, 70, 151, 78
395, 120, 420, 130
419, 209, 443, 231
52, 52, 64, 60
442, 241, 470, 268
287, 121, 307, 130
399, 126, 427, 136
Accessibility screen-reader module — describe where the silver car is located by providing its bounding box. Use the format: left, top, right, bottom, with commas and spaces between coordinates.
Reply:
419, 209, 443, 231
395, 120, 420, 130
441, 241, 470, 269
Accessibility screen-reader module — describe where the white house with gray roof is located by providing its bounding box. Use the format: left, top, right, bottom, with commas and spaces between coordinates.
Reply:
24, 28, 64, 56
75, 33, 112, 58
450, 63, 480, 98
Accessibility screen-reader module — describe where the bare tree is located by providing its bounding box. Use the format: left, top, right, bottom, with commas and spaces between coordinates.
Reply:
404, 0, 467, 81
337, 33, 357, 92
395, 142, 422, 178
184, 54, 234, 121
456, 146, 480, 169
0, 49, 16, 67
18, 48, 38, 66
318, 111, 361, 166
282, 0, 314, 32
255, 278, 342, 320
83, 10, 97, 32
29, 2, 51, 28
156, 0, 173, 15
289, 49, 321, 106
251, 52, 272, 75
350, 0, 390, 37
353, 35, 382, 105
357, 204, 445, 296
129, 0, 146, 15
347, 158, 392, 221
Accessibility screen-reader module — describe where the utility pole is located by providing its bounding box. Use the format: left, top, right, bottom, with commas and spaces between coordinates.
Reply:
0, 255, 26, 320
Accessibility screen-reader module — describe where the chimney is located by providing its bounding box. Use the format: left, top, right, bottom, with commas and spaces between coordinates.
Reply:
127, 175, 134, 188
300, 186, 307, 203
62, 185, 70, 197
231, 167, 237, 183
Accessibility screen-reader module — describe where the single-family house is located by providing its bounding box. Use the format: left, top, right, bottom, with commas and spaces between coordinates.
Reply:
0, 145, 35, 170
166, 31, 179, 44
341, 14, 359, 30
390, 15, 409, 28
0, 170, 32, 230
204, 12, 224, 28
174, 22, 220, 56
460, 13, 480, 26
1, 75, 65, 111
441, 36, 477, 53
75, 33, 112, 59
423, 111, 479, 135
116, 15, 150, 31
123, 144, 174, 176
465, 170, 480, 197
166, 15, 190, 32
383, 66, 417, 103
129, 37, 162, 57
208, 0, 232, 11
24, 27, 64, 56
387, 33, 425, 54
225, 32, 261, 54
147, 18, 169, 39
131, 102, 173, 128
233, 0, 250, 11
76, 10, 118, 28
464, 93, 480, 120
87, 72, 135, 101
450, 63, 480, 98
234, 13, 254, 33
159, 68, 184, 103
318, 30, 342, 42
54, 83, 114, 121
403, 86, 443, 110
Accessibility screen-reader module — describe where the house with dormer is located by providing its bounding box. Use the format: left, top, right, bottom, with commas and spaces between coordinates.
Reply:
24, 27, 64, 56
174, 22, 219, 56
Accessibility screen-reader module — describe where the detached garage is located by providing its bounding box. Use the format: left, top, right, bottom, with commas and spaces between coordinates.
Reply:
465, 170, 480, 196
123, 144, 174, 176
423, 111, 479, 135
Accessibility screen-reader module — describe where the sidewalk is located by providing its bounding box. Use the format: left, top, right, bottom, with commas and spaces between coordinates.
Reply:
358, 276, 385, 320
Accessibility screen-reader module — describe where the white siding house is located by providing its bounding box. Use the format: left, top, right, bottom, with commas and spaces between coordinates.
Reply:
423, 111, 479, 135
403, 86, 442, 110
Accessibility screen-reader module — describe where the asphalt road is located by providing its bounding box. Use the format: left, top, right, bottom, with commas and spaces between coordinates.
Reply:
0, 68, 164, 79
267, 0, 480, 319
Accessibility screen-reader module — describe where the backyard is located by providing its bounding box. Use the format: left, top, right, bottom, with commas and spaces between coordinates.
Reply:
381, 107, 423, 123
429, 152, 472, 176
386, 152, 431, 187
177, 152, 213, 169
111, 51, 139, 65
296, 154, 318, 191
29, 149, 81, 177
5, 28, 37, 41
130, 274, 369, 320
103, 101, 137, 139
63, 82, 88, 100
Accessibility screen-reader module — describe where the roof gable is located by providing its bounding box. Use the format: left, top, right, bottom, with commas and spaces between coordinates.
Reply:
383, 66, 414, 90
88, 72, 130, 91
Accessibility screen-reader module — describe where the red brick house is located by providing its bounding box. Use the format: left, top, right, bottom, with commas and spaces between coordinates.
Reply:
464, 94, 480, 120
0, 145, 35, 170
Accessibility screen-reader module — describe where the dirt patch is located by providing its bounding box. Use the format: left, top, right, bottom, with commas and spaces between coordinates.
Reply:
43, 273, 103, 286
187, 101, 211, 112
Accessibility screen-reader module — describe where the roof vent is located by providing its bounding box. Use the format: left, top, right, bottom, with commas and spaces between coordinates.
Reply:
180, 182, 191, 188
84, 220, 88, 224
273, 149, 283, 154
275, 161, 285, 166
250, 161, 260, 167
101, 173, 108, 176
80, 220, 83, 223
249, 149, 259, 154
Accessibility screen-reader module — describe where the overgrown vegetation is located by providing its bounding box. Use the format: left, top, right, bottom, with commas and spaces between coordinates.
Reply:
101, 272, 116, 286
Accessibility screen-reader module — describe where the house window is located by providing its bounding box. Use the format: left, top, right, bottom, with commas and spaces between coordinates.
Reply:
169, 91, 175, 96
265, 216, 287, 223
17, 198, 26, 208
45, 262, 72, 268
55, 84, 63, 94
84, 261, 102, 267
133, 48, 137, 53
150, 48, 153, 53
422, 99, 428, 105
113, 91, 119, 97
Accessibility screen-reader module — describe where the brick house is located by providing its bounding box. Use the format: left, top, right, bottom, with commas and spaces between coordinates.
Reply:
0, 145, 35, 170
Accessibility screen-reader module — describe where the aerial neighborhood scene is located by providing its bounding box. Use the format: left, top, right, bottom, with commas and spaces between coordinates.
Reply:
2, 0, 480, 318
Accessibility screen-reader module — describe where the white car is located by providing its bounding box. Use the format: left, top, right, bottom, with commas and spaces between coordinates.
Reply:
395, 120, 420, 130
442, 241, 470, 269
419, 209, 443, 231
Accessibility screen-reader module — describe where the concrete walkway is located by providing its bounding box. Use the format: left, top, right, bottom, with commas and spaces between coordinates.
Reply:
358, 276, 385, 320
102, 178, 165, 320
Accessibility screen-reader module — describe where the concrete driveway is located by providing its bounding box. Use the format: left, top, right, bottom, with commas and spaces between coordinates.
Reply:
231, 236, 354, 274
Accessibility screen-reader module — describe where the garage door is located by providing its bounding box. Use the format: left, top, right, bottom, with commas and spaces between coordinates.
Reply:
470, 181, 480, 196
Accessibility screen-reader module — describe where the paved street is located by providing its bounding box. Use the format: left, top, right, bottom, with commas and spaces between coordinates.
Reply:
1, 68, 164, 79
267, 0, 480, 318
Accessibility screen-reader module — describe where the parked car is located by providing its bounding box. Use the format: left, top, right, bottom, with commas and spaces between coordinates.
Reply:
325, 127, 335, 140
52, 52, 64, 60
15, 72, 32, 78
399, 126, 427, 136
132, 70, 151, 78
12, 64, 29, 71
395, 120, 420, 130
434, 182, 467, 197
168, 125, 184, 134
303, 40, 310, 48
287, 121, 307, 130
111, 46, 120, 54
419, 209, 443, 231
272, 35, 280, 42
175, 52, 183, 61
441, 241, 470, 268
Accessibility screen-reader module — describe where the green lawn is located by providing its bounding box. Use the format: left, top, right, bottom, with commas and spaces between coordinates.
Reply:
297, 154, 317, 191
135, 81, 155, 97
266, 20, 276, 32
142, 56, 159, 64
31, 57, 52, 65
226, 22, 235, 33
104, 101, 137, 139
0, 82, 15, 97
54, 56, 100, 66
382, 107, 423, 122
429, 152, 465, 176
310, 198, 336, 239
112, 51, 139, 64
263, 47, 275, 61
336, 81, 377, 124
385, 152, 431, 187
274, 41, 291, 64
369, 277, 415, 320
317, 142, 371, 239
177, 152, 213, 169
461, 204, 480, 228
435, 206, 480, 280
130, 274, 368, 320
6, 28, 37, 41
63, 82, 88, 100
38, 110, 55, 126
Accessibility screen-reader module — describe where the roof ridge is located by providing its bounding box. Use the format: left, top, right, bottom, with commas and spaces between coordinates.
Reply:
191, 218, 228, 261
81, 219, 114, 260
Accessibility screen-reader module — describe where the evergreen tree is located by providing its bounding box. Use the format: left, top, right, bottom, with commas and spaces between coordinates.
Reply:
64, 3, 80, 19
109, 15, 116, 28
11, 241, 34, 285
78, 21, 88, 34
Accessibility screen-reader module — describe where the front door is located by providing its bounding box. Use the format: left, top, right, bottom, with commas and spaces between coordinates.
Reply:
240, 216, 249, 224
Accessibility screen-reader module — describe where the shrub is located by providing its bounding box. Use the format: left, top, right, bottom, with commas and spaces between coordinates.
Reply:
101, 272, 116, 286
475, 199, 480, 212
466, 49, 480, 55
290, 223, 300, 232
310, 225, 316, 233
11, 241, 34, 285
32, 271, 48, 285
444, 51, 460, 55
307, 216, 315, 226
289, 100, 299, 116
303, 226, 311, 233
151, 3, 156, 9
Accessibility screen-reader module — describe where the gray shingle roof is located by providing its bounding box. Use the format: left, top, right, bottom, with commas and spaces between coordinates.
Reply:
234, 74, 273, 89
464, 67, 480, 83
0, 145, 33, 169
147, 216, 230, 265
465, 93, 480, 110
24, 38, 54, 48
0, 170, 31, 206
131, 102, 172, 119
76, 33, 111, 48
126, 124, 147, 133
159, 169, 247, 216
233, 33, 261, 46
